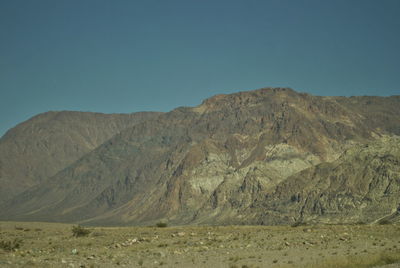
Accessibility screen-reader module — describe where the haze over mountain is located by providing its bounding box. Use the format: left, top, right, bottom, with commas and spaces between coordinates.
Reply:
0, 111, 161, 203
1, 87, 400, 226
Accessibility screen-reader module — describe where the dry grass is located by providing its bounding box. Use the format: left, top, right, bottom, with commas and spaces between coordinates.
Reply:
305, 250, 400, 268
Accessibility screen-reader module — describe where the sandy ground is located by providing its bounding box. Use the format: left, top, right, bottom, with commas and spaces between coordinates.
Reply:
1, 221, 400, 267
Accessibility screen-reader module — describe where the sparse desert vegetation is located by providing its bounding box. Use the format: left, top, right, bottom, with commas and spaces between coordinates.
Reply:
71, 225, 91, 237
155, 222, 168, 228
1, 221, 399, 267
0, 238, 22, 252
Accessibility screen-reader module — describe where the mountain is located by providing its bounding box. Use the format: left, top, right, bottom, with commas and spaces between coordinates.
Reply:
1, 88, 399, 226
0, 111, 162, 203
196, 136, 400, 225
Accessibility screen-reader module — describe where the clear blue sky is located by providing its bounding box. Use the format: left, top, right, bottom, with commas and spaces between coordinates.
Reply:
1, 0, 399, 137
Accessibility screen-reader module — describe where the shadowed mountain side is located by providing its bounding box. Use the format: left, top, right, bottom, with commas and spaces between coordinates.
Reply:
0, 111, 162, 203
1, 88, 400, 225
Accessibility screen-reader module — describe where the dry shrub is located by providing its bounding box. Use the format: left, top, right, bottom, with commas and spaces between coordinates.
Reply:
0, 238, 22, 251
72, 225, 91, 237
156, 222, 168, 228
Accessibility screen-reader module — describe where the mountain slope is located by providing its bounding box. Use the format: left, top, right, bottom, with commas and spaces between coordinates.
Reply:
1, 88, 400, 225
0, 111, 161, 203
262, 136, 400, 225
195, 136, 400, 225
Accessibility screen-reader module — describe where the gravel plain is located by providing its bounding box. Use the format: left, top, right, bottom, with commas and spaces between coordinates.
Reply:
1, 221, 400, 268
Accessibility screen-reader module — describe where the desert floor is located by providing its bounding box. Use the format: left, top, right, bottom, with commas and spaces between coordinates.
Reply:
1, 221, 400, 268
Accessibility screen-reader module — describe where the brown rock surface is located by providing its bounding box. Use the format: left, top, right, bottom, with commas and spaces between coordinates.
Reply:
1, 87, 399, 225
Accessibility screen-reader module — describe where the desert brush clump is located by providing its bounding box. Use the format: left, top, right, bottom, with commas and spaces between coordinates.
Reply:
378, 219, 392, 225
0, 238, 22, 251
155, 222, 168, 228
71, 225, 91, 237
291, 221, 307, 227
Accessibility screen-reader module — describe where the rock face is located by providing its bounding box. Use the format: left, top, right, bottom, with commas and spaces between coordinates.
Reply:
197, 136, 400, 225
1, 88, 400, 226
261, 136, 400, 225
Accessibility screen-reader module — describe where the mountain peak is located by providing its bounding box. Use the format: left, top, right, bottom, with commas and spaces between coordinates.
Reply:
193, 87, 297, 113
1, 88, 400, 226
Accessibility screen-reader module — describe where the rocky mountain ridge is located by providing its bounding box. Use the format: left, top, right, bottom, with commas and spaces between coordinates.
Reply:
1, 87, 399, 226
